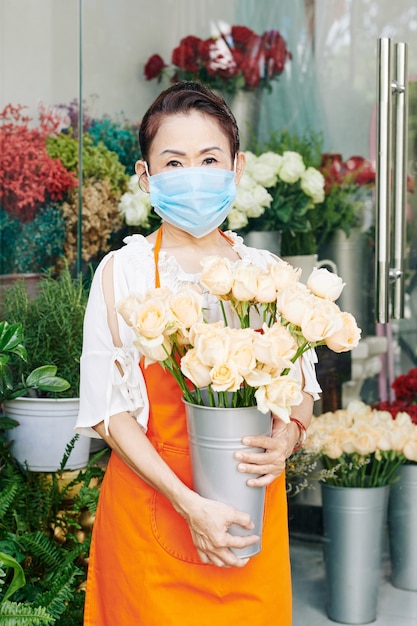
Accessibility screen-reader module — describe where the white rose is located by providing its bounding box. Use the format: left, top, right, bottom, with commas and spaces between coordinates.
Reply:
227, 208, 249, 230
307, 267, 345, 301
118, 188, 152, 226
250, 161, 278, 188
278, 151, 306, 183
300, 167, 326, 203
257, 151, 283, 173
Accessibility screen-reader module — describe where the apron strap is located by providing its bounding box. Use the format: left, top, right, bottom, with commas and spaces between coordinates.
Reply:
154, 226, 163, 288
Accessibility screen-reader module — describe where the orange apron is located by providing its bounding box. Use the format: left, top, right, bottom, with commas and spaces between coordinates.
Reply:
83, 229, 292, 625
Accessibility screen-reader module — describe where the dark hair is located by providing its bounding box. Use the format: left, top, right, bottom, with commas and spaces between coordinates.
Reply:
139, 81, 240, 163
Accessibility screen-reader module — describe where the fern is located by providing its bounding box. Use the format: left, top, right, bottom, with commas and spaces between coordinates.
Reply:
0, 600, 54, 625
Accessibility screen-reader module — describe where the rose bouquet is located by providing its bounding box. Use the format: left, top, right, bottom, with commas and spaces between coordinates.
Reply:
226, 150, 326, 256
373, 366, 417, 425
305, 400, 417, 487
117, 256, 360, 420
144, 23, 291, 94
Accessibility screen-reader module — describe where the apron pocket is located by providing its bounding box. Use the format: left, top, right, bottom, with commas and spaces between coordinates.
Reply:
151, 444, 202, 564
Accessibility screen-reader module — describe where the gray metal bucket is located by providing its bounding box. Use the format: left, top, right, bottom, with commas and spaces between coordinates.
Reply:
389, 464, 417, 590
321, 484, 389, 624
184, 400, 272, 558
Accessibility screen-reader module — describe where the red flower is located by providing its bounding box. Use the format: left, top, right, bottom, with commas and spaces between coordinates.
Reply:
143, 23, 291, 94
373, 366, 417, 426
144, 54, 167, 81
320, 153, 375, 193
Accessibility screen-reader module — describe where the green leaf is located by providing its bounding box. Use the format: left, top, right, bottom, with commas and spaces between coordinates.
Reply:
0, 551, 25, 601
25, 366, 71, 393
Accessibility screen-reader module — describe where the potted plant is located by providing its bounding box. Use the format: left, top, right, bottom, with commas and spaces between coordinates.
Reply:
226, 147, 326, 263
304, 400, 417, 623
2, 265, 92, 471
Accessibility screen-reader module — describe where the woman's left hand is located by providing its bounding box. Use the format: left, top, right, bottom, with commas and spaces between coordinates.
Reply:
235, 390, 313, 487
234, 416, 293, 487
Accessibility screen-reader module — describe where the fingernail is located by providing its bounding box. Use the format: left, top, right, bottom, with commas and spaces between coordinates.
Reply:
235, 452, 243, 460
242, 437, 251, 445
238, 463, 247, 472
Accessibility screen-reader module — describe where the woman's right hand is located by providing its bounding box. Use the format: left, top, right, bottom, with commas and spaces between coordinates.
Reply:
177, 491, 259, 568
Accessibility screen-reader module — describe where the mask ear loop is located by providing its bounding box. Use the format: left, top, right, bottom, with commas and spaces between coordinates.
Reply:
138, 162, 150, 193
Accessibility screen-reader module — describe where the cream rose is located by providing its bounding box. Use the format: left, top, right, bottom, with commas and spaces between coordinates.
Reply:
170, 288, 203, 329
231, 262, 260, 301
325, 312, 362, 353
200, 256, 233, 296
301, 298, 344, 343
180, 349, 213, 388
253, 323, 297, 370
250, 160, 278, 188
129, 298, 171, 339
269, 260, 302, 290
276, 283, 315, 327
192, 324, 230, 367
307, 267, 345, 302
210, 361, 243, 392
278, 151, 306, 183
134, 333, 172, 365
255, 271, 277, 303
226, 328, 257, 372
255, 376, 303, 422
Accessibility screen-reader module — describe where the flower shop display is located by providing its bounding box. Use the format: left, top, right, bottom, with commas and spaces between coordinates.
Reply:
0, 104, 77, 275
0, 100, 140, 277
118, 175, 162, 236
117, 255, 360, 554
226, 150, 326, 257
304, 400, 417, 624
144, 23, 291, 95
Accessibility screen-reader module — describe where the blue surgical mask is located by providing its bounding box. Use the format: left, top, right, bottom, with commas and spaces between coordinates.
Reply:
146, 166, 237, 238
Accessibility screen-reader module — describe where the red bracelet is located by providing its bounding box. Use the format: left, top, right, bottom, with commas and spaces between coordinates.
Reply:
290, 417, 307, 451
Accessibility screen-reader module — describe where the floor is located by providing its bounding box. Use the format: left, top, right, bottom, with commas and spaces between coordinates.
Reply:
290, 534, 417, 626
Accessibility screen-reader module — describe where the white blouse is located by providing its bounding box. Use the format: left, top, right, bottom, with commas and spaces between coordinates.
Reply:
75, 232, 322, 439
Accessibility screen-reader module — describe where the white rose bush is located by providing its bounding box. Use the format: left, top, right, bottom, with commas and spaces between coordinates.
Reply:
305, 400, 417, 487
227, 150, 326, 256
117, 257, 360, 423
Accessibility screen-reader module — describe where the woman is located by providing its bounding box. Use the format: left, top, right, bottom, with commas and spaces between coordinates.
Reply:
76, 81, 321, 626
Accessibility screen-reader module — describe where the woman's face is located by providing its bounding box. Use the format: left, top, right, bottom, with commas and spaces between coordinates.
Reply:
136, 111, 245, 183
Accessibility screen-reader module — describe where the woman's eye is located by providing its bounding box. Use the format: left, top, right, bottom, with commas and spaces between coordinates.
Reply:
203, 157, 217, 165
167, 160, 182, 167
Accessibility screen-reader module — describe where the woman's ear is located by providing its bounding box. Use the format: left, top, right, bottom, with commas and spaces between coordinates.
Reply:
234, 151, 246, 185
135, 160, 150, 193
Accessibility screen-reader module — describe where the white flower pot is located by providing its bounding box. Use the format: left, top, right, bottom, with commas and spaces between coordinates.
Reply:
3, 397, 90, 472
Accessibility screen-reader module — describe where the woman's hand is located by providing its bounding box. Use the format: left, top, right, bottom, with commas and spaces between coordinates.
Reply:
235, 391, 314, 488
233, 416, 292, 487
177, 491, 259, 568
